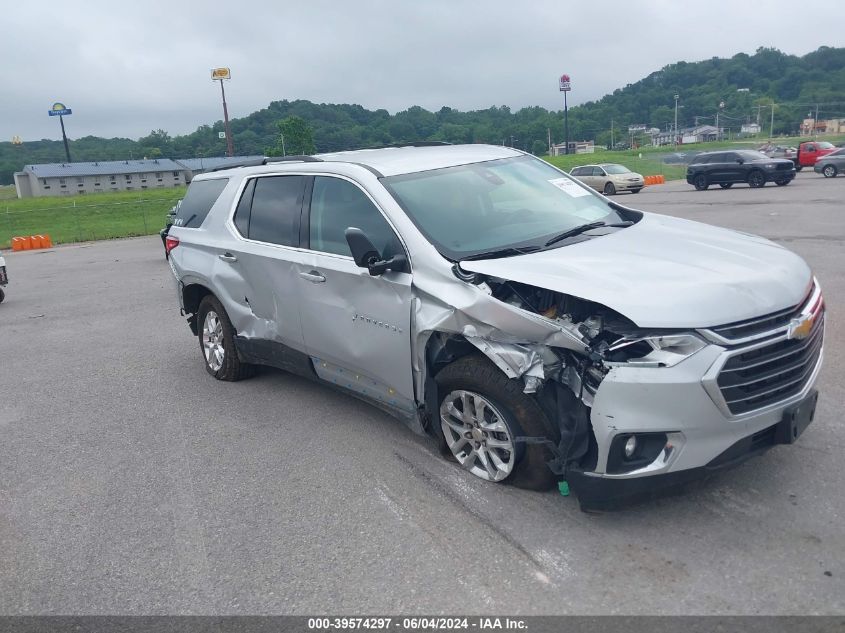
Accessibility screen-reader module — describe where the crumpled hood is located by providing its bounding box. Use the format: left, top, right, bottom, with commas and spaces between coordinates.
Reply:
460, 213, 812, 329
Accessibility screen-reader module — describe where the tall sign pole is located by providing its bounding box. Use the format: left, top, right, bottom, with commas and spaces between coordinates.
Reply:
211, 68, 234, 157
673, 94, 679, 148
48, 102, 73, 162
559, 74, 571, 155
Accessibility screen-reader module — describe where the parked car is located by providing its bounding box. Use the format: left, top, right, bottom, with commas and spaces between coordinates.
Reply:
794, 141, 837, 171
167, 144, 824, 510
686, 150, 795, 190
0, 253, 7, 303
160, 199, 181, 257
569, 163, 644, 195
813, 147, 845, 178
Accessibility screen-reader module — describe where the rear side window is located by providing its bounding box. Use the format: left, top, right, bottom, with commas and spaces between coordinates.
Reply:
233, 178, 256, 237
174, 178, 229, 228
247, 175, 306, 246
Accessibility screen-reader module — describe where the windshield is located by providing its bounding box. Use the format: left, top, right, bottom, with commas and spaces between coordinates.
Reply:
383, 156, 627, 260
603, 164, 631, 175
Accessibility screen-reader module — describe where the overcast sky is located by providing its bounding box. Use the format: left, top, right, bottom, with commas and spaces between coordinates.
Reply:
2, 0, 841, 142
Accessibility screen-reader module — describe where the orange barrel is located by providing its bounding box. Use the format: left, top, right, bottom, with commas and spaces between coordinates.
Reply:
43, 234, 53, 248
20, 236, 32, 250
30, 235, 43, 249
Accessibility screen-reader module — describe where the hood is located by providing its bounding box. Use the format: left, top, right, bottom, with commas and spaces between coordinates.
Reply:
460, 213, 812, 329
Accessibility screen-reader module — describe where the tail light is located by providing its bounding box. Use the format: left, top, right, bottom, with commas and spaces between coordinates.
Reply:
165, 235, 180, 255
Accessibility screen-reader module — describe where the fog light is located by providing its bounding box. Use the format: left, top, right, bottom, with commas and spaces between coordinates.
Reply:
624, 435, 638, 459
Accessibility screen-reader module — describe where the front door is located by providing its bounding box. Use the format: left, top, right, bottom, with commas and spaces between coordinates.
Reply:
296, 175, 415, 415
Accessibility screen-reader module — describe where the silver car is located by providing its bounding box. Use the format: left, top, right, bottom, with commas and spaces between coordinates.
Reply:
814, 147, 845, 177
167, 144, 824, 510
569, 163, 644, 195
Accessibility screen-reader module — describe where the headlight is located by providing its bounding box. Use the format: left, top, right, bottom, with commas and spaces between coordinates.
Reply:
607, 333, 706, 367
765, 163, 775, 169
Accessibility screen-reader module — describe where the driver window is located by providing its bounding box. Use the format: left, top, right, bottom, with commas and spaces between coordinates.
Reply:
309, 176, 402, 259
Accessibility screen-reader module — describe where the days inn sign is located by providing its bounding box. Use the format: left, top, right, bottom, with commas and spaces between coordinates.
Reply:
48, 102, 72, 117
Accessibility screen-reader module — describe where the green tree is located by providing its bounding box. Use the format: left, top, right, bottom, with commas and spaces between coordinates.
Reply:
270, 115, 316, 155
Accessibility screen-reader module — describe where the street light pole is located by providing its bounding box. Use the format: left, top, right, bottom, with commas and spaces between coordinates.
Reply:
673, 94, 679, 148
559, 74, 571, 155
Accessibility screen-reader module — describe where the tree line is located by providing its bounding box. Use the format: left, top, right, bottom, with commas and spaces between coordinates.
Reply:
2, 46, 843, 185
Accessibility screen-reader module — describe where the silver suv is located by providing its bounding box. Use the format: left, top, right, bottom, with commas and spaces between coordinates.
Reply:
167, 144, 824, 510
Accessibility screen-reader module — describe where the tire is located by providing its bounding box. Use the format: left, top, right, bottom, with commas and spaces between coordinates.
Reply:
794, 164, 803, 172
197, 295, 255, 381
775, 177, 790, 186
748, 170, 766, 188
0, 288, 4, 304
630, 188, 641, 194
693, 174, 709, 190
603, 182, 616, 195
823, 165, 837, 178
719, 183, 733, 189
435, 355, 558, 491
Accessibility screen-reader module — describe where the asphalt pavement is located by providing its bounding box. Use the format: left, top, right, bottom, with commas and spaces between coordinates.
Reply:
0, 170, 843, 614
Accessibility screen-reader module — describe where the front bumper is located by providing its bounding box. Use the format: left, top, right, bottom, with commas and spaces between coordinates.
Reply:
613, 179, 644, 191
570, 327, 823, 508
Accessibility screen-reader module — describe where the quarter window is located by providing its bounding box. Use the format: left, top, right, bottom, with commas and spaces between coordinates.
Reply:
174, 178, 229, 228
247, 176, 305, 246
309, 176, 401, 259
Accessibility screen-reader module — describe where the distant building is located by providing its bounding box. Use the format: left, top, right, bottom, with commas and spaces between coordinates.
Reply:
550, 140, 595, 156
13, 155, 266, 198
14, 159, 189, 198
741, 123, 761, 135
800, 118, 845, 136
651, 125, 719, 146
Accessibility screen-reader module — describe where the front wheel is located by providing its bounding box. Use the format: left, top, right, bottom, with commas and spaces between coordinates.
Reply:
693, 174, 709, 190
775, 177, 790, 186
630, 188, 641, 194
794, 163, 803, 172
823, 165, 837, 178
0, 287, 4, 304
435, 355, 558, 491
719, 182, 733, 189
603, 182, 616, 195
748, 170, 766, 188
197, 295, 255, 381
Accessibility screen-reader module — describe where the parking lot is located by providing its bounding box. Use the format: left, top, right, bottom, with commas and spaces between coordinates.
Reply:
1, 170, 843, 615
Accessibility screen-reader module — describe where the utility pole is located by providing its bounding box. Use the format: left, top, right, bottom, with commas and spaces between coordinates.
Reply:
814, 103, 820, 137
770, 103, 775, 139
610, 119, 614, 150
559, 74, 571, 155
547, 128, 551, 154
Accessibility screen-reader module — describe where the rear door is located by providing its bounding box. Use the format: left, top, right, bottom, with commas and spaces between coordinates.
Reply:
297, 175, 416, 415
223, 174, 310, 361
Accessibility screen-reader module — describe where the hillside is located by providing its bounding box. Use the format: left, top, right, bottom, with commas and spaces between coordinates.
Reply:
1, 46, 843, 185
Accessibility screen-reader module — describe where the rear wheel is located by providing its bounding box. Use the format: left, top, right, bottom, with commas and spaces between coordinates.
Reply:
603, 182, 616, 195
719, 182, 733, 189
0, 288, 4, 304
693, 174, 709, 190
435, 355, 558, 491
197, 295, 255, 381
823, 165, 837, 178
748, 170, 766, 188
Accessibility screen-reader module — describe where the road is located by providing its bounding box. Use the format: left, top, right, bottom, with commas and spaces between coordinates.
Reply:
1, 171, 843, 614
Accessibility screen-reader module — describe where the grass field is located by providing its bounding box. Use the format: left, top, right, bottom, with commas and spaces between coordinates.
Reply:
0, 187, 186, 249
543, 151, 688, 180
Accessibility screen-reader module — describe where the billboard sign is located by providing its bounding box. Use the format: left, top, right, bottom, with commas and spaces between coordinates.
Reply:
48, 102, 72, 116
559, 74, 571, 92
211, 67, 231, 80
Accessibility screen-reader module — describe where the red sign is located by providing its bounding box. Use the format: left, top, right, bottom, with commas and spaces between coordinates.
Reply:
559, 74, 571, 92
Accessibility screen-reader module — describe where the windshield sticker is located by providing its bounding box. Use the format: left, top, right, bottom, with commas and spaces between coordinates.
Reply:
548, 177, 592, 198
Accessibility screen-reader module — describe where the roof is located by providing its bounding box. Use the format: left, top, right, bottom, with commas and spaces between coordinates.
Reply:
175, 156, 264, 171
315, 144, 523, 177
23, 159, 185, 178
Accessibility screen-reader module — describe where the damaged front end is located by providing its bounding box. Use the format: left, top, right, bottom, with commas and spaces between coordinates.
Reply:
415, 266, 704, 504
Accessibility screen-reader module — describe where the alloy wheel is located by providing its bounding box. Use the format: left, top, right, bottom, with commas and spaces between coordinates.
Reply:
440, 390, 516, 482
202, 310, 225, 371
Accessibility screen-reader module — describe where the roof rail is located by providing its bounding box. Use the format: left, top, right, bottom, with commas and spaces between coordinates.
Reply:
378, 141, 452, 149
263, 155, 323, 164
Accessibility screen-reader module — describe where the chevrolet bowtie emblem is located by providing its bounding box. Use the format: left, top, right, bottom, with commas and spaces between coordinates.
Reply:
787, 314, 814, 340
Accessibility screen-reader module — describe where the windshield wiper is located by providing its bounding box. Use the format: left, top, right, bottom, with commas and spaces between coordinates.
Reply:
544, 221, 633, 248
460, 245, 541, 261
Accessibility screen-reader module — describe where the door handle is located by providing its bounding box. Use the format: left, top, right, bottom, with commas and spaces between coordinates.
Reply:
218, 253, 238, 263
299, 270, 326, 283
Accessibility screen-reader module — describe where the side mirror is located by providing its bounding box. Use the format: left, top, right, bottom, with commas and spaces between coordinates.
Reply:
345, 228, 406, 276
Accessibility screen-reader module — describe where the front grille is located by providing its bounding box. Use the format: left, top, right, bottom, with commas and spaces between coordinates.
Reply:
776, 163, 794, 171
0, 266, 6, 284
717, 311, 824, 415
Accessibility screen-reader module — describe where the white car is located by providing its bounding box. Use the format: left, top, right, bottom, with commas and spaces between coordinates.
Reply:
167, 144, 824, 510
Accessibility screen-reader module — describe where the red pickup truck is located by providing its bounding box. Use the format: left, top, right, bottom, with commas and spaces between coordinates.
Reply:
795, 141, 837, 171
